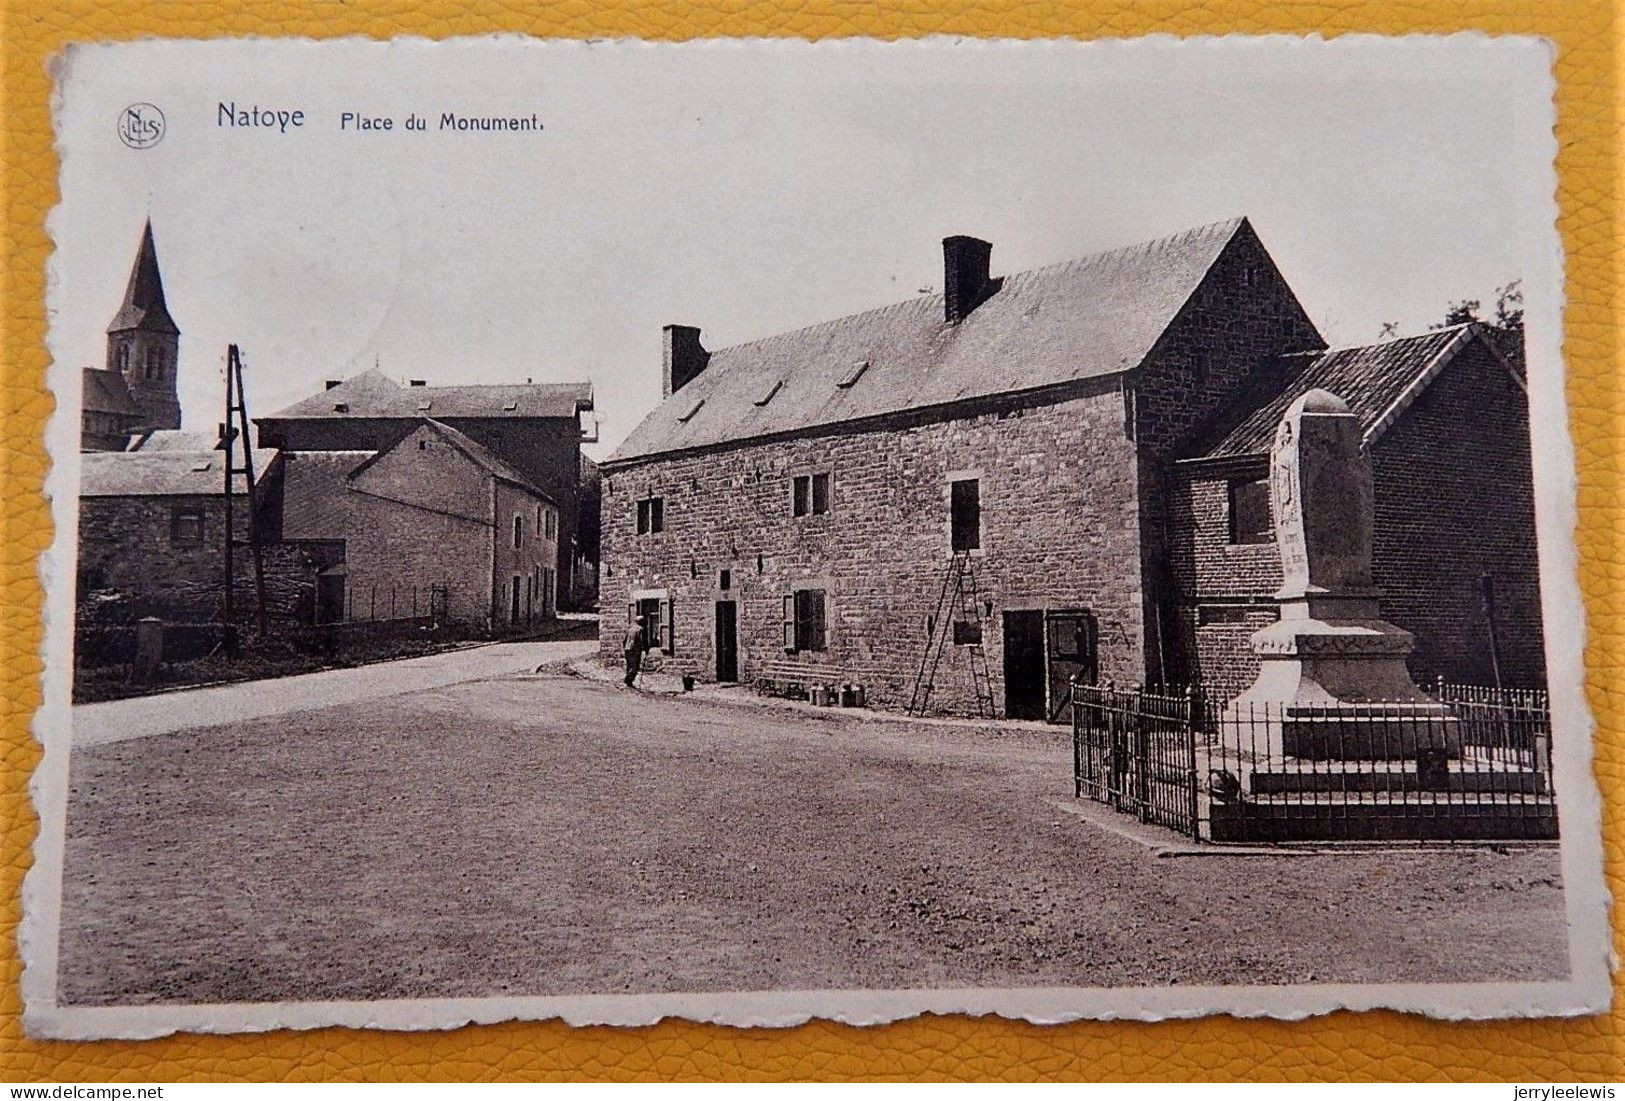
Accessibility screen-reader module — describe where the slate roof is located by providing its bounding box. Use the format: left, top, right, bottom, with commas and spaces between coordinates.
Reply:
263, 369, 593, 421
80, 449, 279, 497
278, 450, 374, 540
81, 368, 142, 417
126, 429, 219, 452
609, 218, 1257, 463
106, 220, 179, 335
1190, 324, 1500, 460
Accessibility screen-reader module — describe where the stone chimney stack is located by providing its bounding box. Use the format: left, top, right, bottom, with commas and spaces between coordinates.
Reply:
662, 324, 710, 397
943, 235, 996, 323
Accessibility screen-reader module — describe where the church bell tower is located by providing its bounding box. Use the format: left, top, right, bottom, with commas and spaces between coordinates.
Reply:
106, 220, 182, 430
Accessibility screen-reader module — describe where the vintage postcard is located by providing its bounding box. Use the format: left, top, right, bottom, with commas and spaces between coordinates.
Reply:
24, 34, 1609, 1039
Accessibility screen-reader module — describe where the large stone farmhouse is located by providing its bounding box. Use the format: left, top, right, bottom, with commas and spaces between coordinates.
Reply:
257, 370, 597, 609
600, 218, 1543, 718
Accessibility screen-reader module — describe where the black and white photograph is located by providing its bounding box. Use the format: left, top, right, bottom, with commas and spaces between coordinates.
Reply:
25, 34, 1607, 1037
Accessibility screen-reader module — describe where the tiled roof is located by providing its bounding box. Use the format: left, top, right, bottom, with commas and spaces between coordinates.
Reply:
609, 218, 1255, 463
1191, 324, 1494, 460
81, 368, 142, 417
263, 369, 593, 421
80, 448, 278, 497
278, 450, 374, 540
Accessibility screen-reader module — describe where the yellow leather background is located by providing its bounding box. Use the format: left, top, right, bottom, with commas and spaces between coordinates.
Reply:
2, 0, 1619, 1081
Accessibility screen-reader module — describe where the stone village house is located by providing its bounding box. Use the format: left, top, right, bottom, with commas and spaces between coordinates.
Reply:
257, 369, 598, 610
78, 421, 563, 638
260, 419, 562, 630
599, 218, 1544, 718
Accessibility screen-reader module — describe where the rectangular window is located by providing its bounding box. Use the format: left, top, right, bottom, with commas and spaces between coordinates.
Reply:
1228, 477, 1273, 545
952, 620, 983, 646
783, 588, 827, 653
512, 514, 523, 548
950, 478, 981, 552
792, 473, 830, 517
169, 507, 205, 545
636, 496, 664, 535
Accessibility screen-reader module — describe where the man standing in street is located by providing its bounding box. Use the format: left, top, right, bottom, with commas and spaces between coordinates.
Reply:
623, 614, 648, 688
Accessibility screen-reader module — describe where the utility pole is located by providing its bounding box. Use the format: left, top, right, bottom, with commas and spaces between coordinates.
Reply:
222, 344, 269, 656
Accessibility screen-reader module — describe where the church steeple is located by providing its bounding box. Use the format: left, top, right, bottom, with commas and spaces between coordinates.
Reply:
105, 220, 181, 430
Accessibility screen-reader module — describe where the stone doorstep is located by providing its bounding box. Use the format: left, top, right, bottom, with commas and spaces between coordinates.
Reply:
551, 655, 1062, 737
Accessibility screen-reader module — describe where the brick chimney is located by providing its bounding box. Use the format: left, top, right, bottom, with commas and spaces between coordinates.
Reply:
943, 235, 997, 323
663, 324, 710, 397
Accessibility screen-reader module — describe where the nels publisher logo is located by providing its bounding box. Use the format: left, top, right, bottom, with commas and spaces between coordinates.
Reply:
117, 103, 165, 149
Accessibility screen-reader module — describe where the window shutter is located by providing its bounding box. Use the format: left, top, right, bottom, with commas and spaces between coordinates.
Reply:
627, 601, 636, 628
782, 593, 796, 652
810, 591, 827, 651
661, 598, 674, 655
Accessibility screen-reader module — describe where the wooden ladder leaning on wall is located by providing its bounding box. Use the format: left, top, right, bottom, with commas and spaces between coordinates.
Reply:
907, 550, 996, 718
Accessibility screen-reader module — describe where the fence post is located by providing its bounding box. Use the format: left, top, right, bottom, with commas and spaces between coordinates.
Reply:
132, 617, 164, 683
1072, 677, 1082, 798
1185, 684, 1201, 841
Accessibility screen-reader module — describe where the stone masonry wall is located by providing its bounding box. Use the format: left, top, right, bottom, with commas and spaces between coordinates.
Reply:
600, 383, 1146, 716
76, 495, 337, 627
1132, 222, 1326, 684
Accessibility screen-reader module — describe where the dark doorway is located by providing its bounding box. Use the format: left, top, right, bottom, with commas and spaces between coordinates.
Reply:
315, 572, 345, 625
715, 600, 739, 682
1046, 610, 1098, 723
1002, 610, 1046, 720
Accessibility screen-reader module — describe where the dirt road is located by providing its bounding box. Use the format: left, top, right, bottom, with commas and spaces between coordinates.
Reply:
59, 669, 1569, 1005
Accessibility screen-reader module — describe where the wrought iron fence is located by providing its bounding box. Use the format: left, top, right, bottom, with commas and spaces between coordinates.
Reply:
1073, 683, 1200, 837
339, 583, 447, 625
1073, 681, 1557, 843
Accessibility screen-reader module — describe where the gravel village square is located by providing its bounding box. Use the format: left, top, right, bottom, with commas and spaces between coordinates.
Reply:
58, 631, 1567, 1007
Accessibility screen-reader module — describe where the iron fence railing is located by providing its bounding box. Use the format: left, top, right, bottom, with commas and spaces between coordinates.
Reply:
1072, 681, 1557, 843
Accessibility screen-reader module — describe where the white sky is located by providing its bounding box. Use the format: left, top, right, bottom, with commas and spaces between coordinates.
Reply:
50, 36, 1554, 457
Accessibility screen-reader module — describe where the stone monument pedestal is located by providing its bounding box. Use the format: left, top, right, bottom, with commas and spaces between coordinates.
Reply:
1222, 389, 1458, 762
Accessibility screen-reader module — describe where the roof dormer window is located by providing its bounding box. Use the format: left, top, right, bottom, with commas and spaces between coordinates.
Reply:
837, 360, 869, 388
503, 401, 519, 411
333, 402, 349, 413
